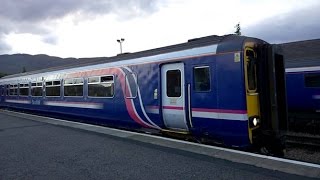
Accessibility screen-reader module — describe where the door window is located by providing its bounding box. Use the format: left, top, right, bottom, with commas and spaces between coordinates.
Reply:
246, 49, 257, 91
166, 70, 181, 97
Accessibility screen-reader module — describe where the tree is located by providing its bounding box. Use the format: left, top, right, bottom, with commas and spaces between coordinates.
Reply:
234, 23, 241, 35
22, 66, 27, 73
0, 72, 8, 78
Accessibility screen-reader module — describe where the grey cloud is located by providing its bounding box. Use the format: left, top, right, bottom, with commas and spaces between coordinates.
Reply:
0, 0, 80, 22
42, 34, 58, 45
0, 0, 163, 54
0, 0, 162, 23
243, 3, 320, 43
0, 35, 11, 54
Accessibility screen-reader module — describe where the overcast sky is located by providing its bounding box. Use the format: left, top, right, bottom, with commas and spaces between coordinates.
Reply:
0, 0, 319, 58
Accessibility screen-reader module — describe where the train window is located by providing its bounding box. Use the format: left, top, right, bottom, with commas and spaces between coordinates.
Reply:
9, 84, 18, 96
64, 78, 83, 97
125, 73, 137, 98
19, 83, 29, 96
305, 73, 320, 88
74, 78, 84, 84
101, 76, 113, 82
6, 85, 9, 95
246, 49, 257, 91
64, 79, 73, 85
46, 81, 53, 86
194, 66, 211, 92
31, 82, 43, 96
46, 80, 61, 97
166, 70, 181, 97
53, 81, 61, 86
88, 76, 114, 98
88, 77, 99, 83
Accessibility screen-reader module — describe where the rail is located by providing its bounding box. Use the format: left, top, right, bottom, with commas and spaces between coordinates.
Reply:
286, 132, 320, 148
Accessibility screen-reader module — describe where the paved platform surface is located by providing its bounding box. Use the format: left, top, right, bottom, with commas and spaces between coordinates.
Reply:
0, 110, 318, 180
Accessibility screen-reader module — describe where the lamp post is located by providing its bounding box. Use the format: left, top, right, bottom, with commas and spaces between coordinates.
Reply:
117, 38, 125, 54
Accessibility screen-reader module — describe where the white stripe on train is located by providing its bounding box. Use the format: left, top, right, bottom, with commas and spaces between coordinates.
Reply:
5, 99, 30, 104
286, 66, 320, 73
44, 101, 103, 109
146, 107, 248, 121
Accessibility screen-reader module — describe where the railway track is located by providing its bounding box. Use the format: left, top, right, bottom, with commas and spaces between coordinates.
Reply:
286, 132, 320, 148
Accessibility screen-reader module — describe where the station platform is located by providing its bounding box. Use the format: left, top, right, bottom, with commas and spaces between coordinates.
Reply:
0, 110, 319, 179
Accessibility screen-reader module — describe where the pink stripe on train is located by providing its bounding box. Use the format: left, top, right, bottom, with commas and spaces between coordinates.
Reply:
146, 106, 248, 121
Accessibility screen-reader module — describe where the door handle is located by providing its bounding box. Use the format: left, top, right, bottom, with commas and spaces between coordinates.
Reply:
188, 83, 193, 128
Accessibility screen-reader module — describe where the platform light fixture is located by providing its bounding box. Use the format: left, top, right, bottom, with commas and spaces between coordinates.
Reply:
117, 38, 125, 54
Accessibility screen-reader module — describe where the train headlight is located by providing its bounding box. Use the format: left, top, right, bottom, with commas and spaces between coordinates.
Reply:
253, 118, 258, 126
249, 116, 260, 128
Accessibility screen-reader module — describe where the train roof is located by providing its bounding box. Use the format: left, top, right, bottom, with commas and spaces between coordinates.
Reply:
280, 38, 320, 68
0, 34, 257, 80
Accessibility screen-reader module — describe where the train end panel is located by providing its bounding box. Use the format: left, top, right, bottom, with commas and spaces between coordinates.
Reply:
251, 42, 288, 155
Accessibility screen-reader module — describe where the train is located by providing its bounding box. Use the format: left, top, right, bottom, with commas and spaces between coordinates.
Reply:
0, 35, 287, 155
285, 61, 320, 133
281, 39, 320, 134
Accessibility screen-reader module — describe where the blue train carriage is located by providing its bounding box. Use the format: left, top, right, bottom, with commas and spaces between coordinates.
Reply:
0, 35, 287, 154
286, 65, 320, 130
281, 39, 320, 133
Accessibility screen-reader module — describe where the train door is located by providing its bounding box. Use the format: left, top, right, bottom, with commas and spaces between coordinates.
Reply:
161, 63, 189, 131
244, 45, 261, 143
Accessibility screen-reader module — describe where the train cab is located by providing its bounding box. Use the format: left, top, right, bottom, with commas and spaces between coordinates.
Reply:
243, 41, 287, 154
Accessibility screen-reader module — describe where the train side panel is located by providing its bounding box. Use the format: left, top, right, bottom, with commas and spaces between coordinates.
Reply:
286, 71, 320, 112
215, 52, 248, 146
183, 52, 249, 147
0, 48, 251, 148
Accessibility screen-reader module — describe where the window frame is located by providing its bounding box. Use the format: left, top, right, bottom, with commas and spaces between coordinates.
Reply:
19, 83, 30, 96
88, 76, 100, 84
193, 66, 211, 92
0, 85, 3, 96
166, 69, 182, 98
31, 81, 43, 97
6, 85, 10, 96
9, 84, 19, 96
45, 80, 61, 97
63, 78, 84, 97
88, 75, 115, 98
245, 48, 258, 93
